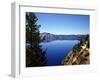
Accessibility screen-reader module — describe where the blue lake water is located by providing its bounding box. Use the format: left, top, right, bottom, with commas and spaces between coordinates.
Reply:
40, 40, 79, 66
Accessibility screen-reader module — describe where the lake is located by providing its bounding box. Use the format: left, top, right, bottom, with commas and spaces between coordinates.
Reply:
40, 40, 79, 66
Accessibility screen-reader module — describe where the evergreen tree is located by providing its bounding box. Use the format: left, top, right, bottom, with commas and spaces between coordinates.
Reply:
26, 12, 47, 67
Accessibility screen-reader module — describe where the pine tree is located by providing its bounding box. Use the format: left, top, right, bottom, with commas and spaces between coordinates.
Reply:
26, 12, 47, 67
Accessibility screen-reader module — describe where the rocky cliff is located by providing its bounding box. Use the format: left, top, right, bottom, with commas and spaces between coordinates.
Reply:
62, 35, 90, 65
40, 32, 87, 42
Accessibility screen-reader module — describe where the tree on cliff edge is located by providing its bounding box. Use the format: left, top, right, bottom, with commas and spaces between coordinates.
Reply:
26, 12, 47, 67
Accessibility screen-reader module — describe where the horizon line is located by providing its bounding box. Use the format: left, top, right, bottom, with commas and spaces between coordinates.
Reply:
40, 32, 89, 35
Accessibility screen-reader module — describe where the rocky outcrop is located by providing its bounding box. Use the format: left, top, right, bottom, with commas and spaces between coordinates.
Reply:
40, 32, 87, 42
62, 35, 90, 65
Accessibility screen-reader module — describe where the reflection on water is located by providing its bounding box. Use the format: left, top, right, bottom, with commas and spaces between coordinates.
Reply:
40, 40, 80, 66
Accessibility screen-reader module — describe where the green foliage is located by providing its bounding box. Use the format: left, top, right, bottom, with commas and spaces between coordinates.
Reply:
26, 12, 47, 67
62, 35, 90, 65
73, 43, 81, 53
72, 35, 89, 53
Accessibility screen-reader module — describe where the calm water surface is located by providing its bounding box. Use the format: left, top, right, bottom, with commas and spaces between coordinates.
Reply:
40, 40, 79, 66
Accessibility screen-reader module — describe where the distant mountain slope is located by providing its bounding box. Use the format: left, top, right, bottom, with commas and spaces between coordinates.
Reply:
61, 35, 90, 65
40, 32, 87, 42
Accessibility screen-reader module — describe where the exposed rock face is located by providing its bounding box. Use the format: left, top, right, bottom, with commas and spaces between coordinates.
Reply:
62, 35, 90, 65
40, 32, 87, 42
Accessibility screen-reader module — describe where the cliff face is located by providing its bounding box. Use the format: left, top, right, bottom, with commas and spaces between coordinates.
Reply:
62, 35, 90, 65
40, 32, 87, 42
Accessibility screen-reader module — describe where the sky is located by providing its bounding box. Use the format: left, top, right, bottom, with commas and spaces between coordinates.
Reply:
35, 12, 89, 35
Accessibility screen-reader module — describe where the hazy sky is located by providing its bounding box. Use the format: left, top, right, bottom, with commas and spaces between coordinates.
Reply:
35, 13, 89, 35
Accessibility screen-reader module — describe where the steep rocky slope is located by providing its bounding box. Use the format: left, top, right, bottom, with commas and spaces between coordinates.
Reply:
62, 35, 90, 65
